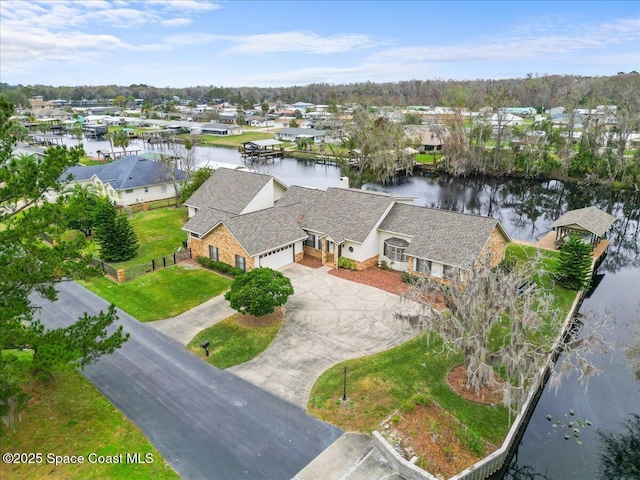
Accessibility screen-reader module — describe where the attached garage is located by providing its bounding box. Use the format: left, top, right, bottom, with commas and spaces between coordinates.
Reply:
257, 244, 295, 269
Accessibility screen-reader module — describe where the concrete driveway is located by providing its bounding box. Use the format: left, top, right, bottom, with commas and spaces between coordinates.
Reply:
229, 264, 418, 409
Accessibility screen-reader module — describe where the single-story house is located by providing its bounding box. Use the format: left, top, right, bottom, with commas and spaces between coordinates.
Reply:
249, 117, 275, 128
182, 169, 511, 276
201, 123, 243, 136
63, 155, 186, 207
274, 128, 327, 143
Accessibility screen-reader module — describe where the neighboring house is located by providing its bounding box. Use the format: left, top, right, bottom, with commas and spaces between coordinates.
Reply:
405, 125, 449, 152
249, 117, 275, 127
275, 128, 327, 143
201, 123, 243, 136
63, 155, 186, 207
182, 169, 511, 276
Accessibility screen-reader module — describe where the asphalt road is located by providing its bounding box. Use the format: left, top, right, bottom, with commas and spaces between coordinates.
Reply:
32, 281, 342, 480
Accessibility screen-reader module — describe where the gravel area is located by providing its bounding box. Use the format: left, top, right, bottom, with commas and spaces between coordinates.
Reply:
328, 266, 408, 296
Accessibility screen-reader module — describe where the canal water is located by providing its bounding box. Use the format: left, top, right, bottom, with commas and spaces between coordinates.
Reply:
68, 138, 640, 478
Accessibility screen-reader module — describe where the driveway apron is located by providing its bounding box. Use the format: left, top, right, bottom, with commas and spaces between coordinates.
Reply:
32, 281, 342, 480
229, 264, 418, 409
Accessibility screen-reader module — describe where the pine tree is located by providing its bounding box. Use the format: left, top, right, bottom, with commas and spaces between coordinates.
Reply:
1, 96, 129, 429
112, 214, 139, 261
93, 198, 138, 262
556, 233, 593, 290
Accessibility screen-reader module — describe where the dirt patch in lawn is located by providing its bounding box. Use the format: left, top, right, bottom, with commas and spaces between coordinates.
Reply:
383, 401, 495, 479
446, 364, 504, 406
234, 308, 283, 327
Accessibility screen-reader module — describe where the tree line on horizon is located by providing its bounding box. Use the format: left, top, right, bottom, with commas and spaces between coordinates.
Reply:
1, 72, 638, 111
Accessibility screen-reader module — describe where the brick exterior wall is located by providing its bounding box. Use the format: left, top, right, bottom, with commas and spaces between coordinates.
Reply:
295, 251, 304, 262
188, 224, 255, 271
353, 254, 379, 271
303, 245, 322, 260
479, 226, 509, 268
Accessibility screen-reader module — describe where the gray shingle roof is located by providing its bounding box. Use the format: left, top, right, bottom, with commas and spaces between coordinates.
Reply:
379, 203, 508, 269
224, 208, 307, 256
550, 206, 617, 238
276, 186, 395, 243
182, 208, 232, 236
183, 168, 278, 213
64, 156, 186, 189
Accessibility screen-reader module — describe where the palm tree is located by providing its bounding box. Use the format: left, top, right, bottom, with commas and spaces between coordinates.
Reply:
107, 129, 130, 158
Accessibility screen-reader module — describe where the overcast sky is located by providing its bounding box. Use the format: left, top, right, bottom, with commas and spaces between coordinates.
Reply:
1, 0, 639, 88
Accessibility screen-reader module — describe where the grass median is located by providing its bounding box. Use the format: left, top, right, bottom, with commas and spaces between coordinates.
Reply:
187, 310, 283, 368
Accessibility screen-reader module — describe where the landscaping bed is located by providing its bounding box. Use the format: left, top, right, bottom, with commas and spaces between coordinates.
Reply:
328, 266, 408, 295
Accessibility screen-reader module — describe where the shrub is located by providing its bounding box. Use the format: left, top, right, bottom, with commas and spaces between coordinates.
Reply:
196, 256, 244, 277
338, 256, 355, 270
224, 268, 294, 317
401, 272, 421, 285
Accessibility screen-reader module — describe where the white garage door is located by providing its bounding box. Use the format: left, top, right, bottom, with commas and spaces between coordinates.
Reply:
258, 245, 294, 269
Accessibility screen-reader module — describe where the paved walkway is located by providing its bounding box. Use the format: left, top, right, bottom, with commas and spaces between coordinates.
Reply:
149, 294, 235, 345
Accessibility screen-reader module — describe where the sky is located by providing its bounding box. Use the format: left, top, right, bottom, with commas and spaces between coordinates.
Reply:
1, 0, 639, 88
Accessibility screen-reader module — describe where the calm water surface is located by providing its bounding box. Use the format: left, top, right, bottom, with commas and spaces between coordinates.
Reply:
72, 139, 640, 479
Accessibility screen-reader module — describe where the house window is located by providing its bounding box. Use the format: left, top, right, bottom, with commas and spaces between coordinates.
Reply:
443, 264, 455, 278
209, 246, 218, 261
304, 234, 316, 248
416, 258, 431, 273
235, 255, 246, 272
383, 237, 409, 262
144, 187, 149, 193
190, 232, 200, 238
125, 189, 133, 193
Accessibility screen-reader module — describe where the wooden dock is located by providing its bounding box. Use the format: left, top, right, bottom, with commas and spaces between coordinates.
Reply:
530, 230, 609, 271
240, 140, 285, 161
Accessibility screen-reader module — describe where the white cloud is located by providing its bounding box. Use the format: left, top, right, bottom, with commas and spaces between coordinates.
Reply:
161, 17, 193, 27
225, 31, 376, 55
373, 17, 640, 65
146, 0, 222, 13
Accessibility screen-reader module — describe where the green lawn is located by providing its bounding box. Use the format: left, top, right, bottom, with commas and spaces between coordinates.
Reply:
415, 153, 443, 164
196, 131, 275, 148
187, 314, 282, 368
0, 367, 178, 480
81, 266, 231, 321
108, 207, 188, 270
308, 335, 509, 446
310, 243, 578, 448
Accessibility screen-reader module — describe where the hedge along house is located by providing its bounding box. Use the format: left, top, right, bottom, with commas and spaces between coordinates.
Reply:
182, 168, 511, 277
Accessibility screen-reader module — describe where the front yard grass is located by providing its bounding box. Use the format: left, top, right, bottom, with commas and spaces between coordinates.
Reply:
308, 335, 509, 446
187, 312, 282, 368
81, 266, 231, 321
0, 368, 178, 480
108, 207, 188, 270
309, 242, 578, 471
196, 131, 275, 148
